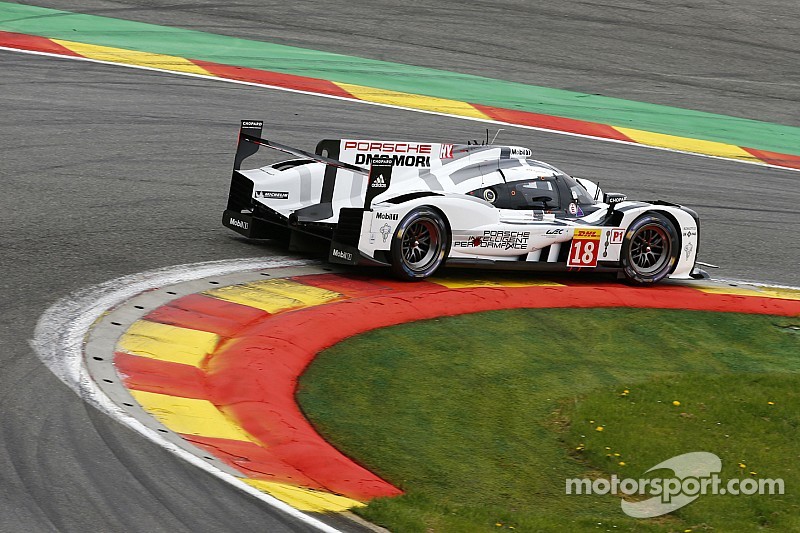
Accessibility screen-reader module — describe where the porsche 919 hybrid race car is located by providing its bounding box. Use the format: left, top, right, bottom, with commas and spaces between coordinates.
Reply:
223, 120, 703, 283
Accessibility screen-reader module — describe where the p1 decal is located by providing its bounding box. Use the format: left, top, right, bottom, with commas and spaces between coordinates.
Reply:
602, 228, 625, 258
568, 228, 602, 268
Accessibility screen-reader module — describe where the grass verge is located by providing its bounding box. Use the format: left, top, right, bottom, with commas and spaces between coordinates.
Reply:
297, 309, 800, 532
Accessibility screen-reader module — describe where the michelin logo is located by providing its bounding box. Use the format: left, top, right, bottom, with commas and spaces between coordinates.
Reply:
255, 191, 289, 200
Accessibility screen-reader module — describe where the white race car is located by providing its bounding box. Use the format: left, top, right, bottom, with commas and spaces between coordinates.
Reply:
223, 120, 703, 283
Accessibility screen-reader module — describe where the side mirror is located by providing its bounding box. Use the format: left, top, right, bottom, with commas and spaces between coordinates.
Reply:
604, 192, 627, 206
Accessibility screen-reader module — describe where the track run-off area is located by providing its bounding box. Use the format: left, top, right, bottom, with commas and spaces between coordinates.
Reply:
35, 258, 800, 531
2, 0, 799, 531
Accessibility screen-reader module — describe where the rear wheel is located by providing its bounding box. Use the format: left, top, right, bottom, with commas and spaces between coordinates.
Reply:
621, 213, 679, 284
390, 207, 449, 280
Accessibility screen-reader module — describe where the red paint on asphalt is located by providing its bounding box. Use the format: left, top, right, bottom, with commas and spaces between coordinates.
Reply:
115, 351, 208, 399
190, 59, 357, 99
182, 434, 325, 488
144, 293, 268, 338
741, 147, 800, 170
0, 30, 82, 56
472, 103, 635, 142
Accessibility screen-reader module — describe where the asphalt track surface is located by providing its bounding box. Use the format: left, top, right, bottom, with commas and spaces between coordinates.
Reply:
1, 1, 798, 531
15, 0, 800, 127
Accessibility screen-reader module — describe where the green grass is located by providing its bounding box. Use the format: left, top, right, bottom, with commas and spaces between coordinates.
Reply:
296, 309, 800, 532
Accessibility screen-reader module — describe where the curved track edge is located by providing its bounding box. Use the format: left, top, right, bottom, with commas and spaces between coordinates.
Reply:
32, 258, 800, 529
30, 257, 351, 533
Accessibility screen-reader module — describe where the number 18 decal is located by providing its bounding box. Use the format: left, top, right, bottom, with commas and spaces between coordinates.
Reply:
567, 228, 602, 268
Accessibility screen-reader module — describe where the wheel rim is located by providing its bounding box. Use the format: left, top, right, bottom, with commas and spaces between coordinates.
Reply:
401, 218, 441, 271
629, 224, 670, 275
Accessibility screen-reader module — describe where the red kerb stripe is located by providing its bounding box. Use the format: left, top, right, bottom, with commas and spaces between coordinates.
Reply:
741, 147, 800, 170
190, 59, 356, 99
473, 103, 634, 142
0, 31, 83, 57
144, 293, 268, 337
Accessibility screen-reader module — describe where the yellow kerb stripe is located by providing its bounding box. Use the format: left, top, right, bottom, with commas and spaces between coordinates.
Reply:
129, 390, 253, 442
335, 82, 492, 120
207, 279, 340, 313
52, 40, 215, 76
614, 127, 755, 161
242, 479, 364, 512
431, 276, 564, 289
116, 320, 219, 367
756, 287, 800, 301
697, 285, 800, 301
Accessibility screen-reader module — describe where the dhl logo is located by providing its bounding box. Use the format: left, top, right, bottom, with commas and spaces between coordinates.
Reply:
573, 228, 602, 239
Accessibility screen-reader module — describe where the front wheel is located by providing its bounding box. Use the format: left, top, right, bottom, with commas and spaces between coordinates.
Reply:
390, 207, 449, 280
621, 213, 679, 284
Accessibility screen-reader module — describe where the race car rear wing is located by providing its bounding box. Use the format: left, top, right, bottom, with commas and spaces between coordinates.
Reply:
231, 120, 394, 221
233, 119, 368, 174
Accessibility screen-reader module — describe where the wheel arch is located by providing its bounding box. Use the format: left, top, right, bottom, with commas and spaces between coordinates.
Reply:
422, 204, 452, 241
645, 209, 682, 275
398, 203, 453, 261
620, 210, 682, 284
390, 205, 451, 280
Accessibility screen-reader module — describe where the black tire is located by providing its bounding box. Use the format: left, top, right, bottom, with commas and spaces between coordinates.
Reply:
621, 213, 679, 284
390, 207, 449, 281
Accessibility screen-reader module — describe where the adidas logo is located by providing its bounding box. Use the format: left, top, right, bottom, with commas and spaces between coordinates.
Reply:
371, 174, 388, 188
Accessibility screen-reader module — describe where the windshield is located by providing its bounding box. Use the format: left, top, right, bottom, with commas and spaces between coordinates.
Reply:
560, 174, 597, 205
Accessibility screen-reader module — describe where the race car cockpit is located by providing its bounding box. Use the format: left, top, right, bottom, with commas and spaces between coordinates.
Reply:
468, 171, 597, 214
